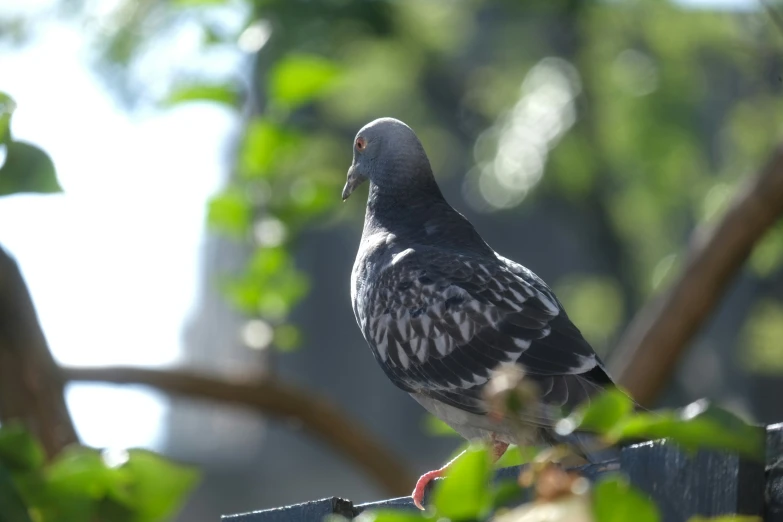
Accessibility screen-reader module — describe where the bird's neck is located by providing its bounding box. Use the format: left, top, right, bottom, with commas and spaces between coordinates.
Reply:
362, 181, 493, 256
364, 180, 444, 230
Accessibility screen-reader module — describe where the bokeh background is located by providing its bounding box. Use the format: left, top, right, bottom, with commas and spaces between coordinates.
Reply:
2, 0, 783, 520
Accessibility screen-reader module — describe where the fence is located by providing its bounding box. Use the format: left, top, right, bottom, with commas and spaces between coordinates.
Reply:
223, 422, 783, 522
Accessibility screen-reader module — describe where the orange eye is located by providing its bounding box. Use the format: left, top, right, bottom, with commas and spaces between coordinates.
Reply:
355, 137, 366, 151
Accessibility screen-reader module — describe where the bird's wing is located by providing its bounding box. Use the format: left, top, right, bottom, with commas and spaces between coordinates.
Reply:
359, 247, 611, 425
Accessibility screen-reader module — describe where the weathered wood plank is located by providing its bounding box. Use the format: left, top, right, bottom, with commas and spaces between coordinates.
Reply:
221, 497, 355, 521
620, 437, 765, 521
766, 423, 783, 522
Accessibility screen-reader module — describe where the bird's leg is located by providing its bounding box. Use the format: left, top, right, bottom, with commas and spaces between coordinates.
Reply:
411, 435, 510, 510
411, 451, 461, 510
491, 433, 509, 461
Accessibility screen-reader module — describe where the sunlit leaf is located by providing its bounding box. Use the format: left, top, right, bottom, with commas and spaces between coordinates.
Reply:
554, 276, 624, 353
354, 510, 427, 522
46, 446, 125, 498
207, 187, 251, 237
611, 400, 764, 461
494, 445, 538, 469
0, 141, 61, 196
741, 300, 783, 375
0, 423, 45, 472
165, 82, 239, 107
268, 54, 339, 110
433, 444, 492, 519
571, 388, 635, 434
593, 475, 659, 522
0, 91, 15, 144
121, 449, 199, 522
239, 119, 300, 178
423, 415, 458, 437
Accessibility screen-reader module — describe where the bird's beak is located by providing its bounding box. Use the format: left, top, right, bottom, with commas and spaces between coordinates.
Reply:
342, 165, 365, 201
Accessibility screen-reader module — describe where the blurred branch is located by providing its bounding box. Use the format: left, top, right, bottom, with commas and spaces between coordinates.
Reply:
0, 245, 79, 458
611, 144, 783, 406
62, 365, 415, 496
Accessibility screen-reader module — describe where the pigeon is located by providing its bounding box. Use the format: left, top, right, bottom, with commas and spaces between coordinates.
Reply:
343, 118, 615, 509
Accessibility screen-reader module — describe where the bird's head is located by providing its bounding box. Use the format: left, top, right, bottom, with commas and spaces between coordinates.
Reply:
342, 117, 434, 201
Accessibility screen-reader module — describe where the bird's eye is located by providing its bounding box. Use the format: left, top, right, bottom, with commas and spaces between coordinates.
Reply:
355, 137, 366, 151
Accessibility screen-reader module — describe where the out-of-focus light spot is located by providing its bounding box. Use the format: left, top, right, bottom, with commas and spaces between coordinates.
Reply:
554, 275, 623, 354
238, 20, 271, 53
101, 447, 129, 469
465, 57, 581, 212
247, 179, 272, 206
554, 417, 576, 436
612, 49, 659, 97
242, 319, 274, 350
701, 182, 733, 222
681, 399, 707, 420
0, 144, 7, 169
741, 300, 783, 375
290, 178, 317, 206
253, 216, 286, 247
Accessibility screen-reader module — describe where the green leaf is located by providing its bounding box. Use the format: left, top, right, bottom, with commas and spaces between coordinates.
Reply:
592, 475, 660, 522
0, 92, 15, 144
494, 445, 538, 469
354, 510, 427, 522
268, 54, 339, 110
0, 141, 61, 196
239, 118, 300, 178
0, 423, 45, 472
121, 449, 199, 522
491, 479, 527, 510
165, 82, 239, 107
572, 388, 635, 434
46, 447, 123, 498
423, 415, 458, 437
432, 444, 491, 519
0, 463, 33, 522
207, 187, 251, 237
610, 400, 764, 461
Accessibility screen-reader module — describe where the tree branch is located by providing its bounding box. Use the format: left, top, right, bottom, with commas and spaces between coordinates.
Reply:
610, 144, 783, 406
62, 365, 415, 496
0, 245, 79, 458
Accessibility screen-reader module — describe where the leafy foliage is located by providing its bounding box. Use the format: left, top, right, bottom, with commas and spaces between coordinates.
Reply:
361, 386, 764, 521
37, 0, 783, 378
592, 475, 660, 522
433, 444, 493, 521
268, 54, 340, 111
165, 82, 240, 107
0, 424, 198, 522
0, 92, 61, 197
561, 389, 764, 461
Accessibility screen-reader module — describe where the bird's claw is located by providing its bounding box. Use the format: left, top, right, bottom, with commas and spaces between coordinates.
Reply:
411, 468, 444, 510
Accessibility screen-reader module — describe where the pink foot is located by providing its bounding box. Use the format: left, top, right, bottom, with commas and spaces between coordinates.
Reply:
411, 468, 444, 510
410, 437, 508, 510
492, 440, 509, 460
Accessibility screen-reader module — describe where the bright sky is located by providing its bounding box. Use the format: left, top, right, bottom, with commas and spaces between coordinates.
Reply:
0, 7, 239, 450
